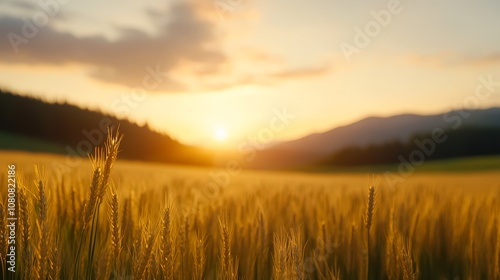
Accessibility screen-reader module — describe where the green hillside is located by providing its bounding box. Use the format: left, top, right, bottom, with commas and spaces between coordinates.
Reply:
0, 131, 66, 154
304, 155, 500, 173
0, 89, 212, 165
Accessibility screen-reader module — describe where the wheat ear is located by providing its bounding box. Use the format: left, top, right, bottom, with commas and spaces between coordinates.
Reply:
365, 185, 376, 280
36, 176, 49, 280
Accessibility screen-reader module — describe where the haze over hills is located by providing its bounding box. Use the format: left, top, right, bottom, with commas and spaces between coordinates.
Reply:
248, 108, 500, 168
2, 88, 500, 170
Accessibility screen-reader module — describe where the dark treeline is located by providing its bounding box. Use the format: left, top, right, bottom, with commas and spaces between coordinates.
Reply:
0, 89, 212, 165
319, 126, 500, 166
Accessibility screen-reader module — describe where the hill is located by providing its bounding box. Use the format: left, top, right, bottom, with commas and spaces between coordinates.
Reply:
0, 89, 212, 166
248, 108, 500, 168
318, 126, 500, 166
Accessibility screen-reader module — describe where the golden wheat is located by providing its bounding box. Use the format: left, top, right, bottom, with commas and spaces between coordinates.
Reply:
134, 225, 156, 279
365, 185, 376, 280
219, 217, 237, 280
397, 236, 417, 280
160, 204, 174, 280
0, 133, 498, 279
193, 235, 206, 280
36, 180, 50, 280
108, 189, 121, 267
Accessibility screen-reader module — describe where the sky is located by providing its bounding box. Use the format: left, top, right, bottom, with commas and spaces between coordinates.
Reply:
1, 0, 500, 148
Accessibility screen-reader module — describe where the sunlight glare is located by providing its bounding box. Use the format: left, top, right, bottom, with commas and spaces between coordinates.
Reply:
214, 126, 228, 141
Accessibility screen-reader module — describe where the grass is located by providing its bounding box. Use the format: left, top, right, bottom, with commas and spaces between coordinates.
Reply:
0, 133, 499, 279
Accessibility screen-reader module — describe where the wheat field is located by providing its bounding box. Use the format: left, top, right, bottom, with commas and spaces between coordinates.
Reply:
0, 133, 499, 279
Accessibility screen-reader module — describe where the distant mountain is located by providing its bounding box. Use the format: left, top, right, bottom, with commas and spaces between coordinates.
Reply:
0, 89, 212, 166
319, 126, 500, 166
248, 108, 500, 168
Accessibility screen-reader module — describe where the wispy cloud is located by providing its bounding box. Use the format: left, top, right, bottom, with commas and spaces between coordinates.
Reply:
0, 1, 227, 93
0, 1, 332, 93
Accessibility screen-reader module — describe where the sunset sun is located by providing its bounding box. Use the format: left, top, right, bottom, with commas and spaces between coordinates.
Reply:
214, 126, 228, 141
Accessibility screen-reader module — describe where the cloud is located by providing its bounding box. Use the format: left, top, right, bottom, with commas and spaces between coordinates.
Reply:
0, 1, 227, 93
0, 1, 332, 93
460, 53, 500, 67
0, 0, 38, 12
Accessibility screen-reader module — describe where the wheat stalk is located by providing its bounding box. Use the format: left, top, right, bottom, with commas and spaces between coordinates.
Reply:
348, 224, 357, 275
397, 237, 417, 280
290, 230, 303, 280
161, 204, 174, 280
70, 186, 79, 236
273, 232, 286, 280
18, 186, 32, 277
50, 244, 61, 280
73, 128, 123, 280
257, 210, 268, 277
98, 128, 123, 204
220, 219, 230, 277
56, 179, 66, 224
365, 186, 376, 233
193, 235, 206, 280
219, 218, 237, 280
179, 214, 189, 278
36, 176, 49, 280
108, 189, 122, 268
385, 206, 398, 280
135, 227, 156, 280
365, 185, 376, 280
82, 167, 101, 229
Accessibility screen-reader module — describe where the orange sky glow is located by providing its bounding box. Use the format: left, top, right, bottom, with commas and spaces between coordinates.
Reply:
1, 0, 500, 148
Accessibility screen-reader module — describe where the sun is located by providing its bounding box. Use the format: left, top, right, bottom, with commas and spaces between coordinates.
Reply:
214, 126, 228, 141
